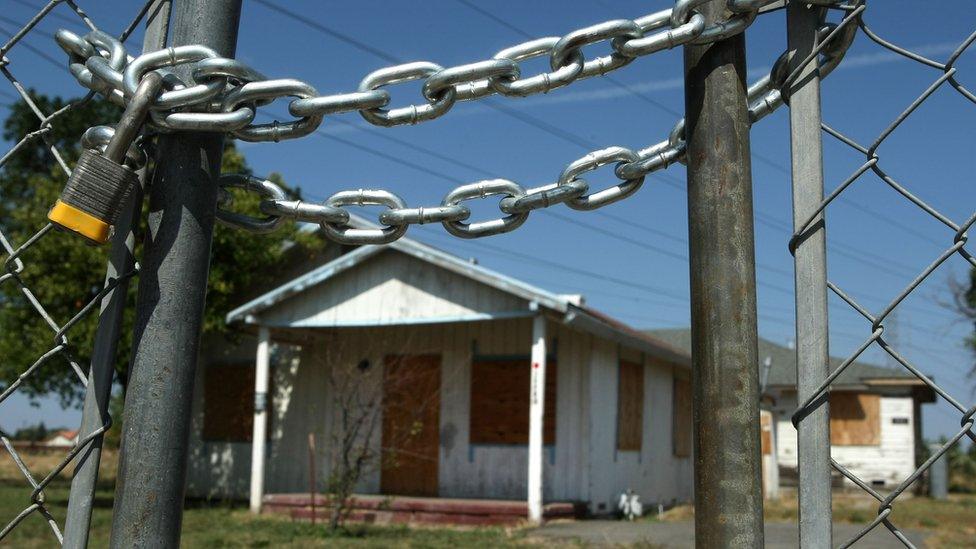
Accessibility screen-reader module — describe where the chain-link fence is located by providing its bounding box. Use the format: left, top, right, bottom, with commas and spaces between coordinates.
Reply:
0, 0, 972, 546
789, 3, 976, 547
0, 0, 156, 545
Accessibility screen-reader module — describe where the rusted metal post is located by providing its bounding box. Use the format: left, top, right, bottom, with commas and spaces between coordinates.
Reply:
309, 433, 318, 524
683, 0, 764, 546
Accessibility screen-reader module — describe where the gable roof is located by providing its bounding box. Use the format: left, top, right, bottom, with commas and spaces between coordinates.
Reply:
226, 215, 691, 367
644, 327, 920, 388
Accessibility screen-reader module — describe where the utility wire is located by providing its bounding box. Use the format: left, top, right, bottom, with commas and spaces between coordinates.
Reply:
251, 0, 957, 345
453, 0, 949, 250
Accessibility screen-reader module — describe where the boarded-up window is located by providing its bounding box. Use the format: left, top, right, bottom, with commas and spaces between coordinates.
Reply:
672, 376, 692, 457
203, 363, 270, 442
470, 359, 556, 445
829, 392, 880, 446
617, 360, 644, 451
760, 411, 773, 455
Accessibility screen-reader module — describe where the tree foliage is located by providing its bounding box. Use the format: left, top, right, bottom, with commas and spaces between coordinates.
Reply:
0, 92, 316, 406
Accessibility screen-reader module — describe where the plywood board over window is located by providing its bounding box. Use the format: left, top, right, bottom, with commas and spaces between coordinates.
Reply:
673, 376, 692, 457
203, 363, 271, 442
617, 360, 644, 451
829, 392, 881, 446
381, 354, 441, 497
470, 359, 557, 445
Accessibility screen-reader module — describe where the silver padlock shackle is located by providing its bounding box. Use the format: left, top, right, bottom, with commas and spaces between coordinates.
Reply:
104, 72, 163, 164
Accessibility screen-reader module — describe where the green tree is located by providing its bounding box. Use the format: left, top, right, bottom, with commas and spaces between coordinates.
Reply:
956, 269, 976, 378
13, 421, 52, 442
0, 92, 316, 406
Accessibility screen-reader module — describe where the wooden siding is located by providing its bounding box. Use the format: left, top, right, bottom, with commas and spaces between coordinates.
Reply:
381, 354, 441, 496
616, 360, 643, 452
829, 392, 881, 446
259, 250, 528, 327
469, 359, 557, 445
202, 363, 257, 442
773, 391, 917, 487
672, 376, 693, 458
185, 320, 695, 510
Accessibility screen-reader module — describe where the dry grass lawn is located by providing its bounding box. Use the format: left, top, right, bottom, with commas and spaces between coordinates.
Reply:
657, 490, 976, 547
0, 448, 544, 547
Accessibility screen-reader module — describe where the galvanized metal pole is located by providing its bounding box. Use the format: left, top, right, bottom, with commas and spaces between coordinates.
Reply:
787, 4, 833, 547
62, 4, 171, 547
109, 0, 241, 546
683, 1, 764, 546
927, 443, 948, 500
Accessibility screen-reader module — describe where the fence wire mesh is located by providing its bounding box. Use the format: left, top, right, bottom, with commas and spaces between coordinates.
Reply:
790, 4, 976, 547
0, 0, 154, 544
0, 0, 973, 546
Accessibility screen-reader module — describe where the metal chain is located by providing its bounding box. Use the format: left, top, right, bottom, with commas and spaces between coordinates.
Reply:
56, 0, 854, 245
212, 14, 855, 245
56, 0, 833, 141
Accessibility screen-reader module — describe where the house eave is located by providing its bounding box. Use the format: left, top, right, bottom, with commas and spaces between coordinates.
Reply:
248, 310, 537, 329
563, 306, 691, 368
226, 215, 570, 326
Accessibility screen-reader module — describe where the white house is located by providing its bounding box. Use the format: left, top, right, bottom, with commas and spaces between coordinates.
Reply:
648, 329, 934, 490
43, 429, 78, 449
184, 217, 695, 524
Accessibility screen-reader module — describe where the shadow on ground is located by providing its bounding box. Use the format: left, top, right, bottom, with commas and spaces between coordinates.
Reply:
531, 520, 928, 548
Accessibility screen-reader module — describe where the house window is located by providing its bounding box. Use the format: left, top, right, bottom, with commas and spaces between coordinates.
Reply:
202, 363, 269, 442
616, 360, 644, 451
469, 358, 557, 445
829, 392, 881, 446
672, 376, 693, 457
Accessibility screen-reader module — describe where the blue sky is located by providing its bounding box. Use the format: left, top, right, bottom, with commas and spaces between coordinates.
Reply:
1, 1, 975, 443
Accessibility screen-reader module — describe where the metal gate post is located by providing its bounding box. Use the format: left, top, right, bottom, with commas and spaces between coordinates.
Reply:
683, 1, 764, 546
109, 0, 242, 546
787, 3, 832, 547
62, 4, 171, 547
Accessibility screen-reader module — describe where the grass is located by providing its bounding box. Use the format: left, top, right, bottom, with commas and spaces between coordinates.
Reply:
656, 490, 976, 547
6, 448, 974, 546
0, 483, 538, 548
0, 448, 542, 547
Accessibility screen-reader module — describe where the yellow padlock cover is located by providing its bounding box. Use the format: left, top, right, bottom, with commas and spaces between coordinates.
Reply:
48, 200, 111, 245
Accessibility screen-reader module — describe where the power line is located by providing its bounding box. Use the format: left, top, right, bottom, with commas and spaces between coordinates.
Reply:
417, 224, 964, 363
249, 0, 961, 351
453, 0, 949, 250
252, 0, 612, 152
423, 0, 943, 291
251, 0, 399, 64
0, 20, 66, 70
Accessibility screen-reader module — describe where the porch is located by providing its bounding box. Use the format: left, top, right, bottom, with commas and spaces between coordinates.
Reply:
262, 493, 585, 526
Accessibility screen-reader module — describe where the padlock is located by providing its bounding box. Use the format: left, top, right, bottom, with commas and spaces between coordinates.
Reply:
48, 71, 163, 244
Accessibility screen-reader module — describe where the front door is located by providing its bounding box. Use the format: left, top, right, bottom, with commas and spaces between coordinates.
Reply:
380, 354, 440, 497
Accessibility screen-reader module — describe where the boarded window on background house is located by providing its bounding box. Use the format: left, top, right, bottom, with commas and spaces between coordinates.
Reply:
760, 411, 773, 455
829, 392, 881, 446
469, 359, 557, 445
617, 360, 644, 451
673, 376, 692, 457
203, 363, 271, 442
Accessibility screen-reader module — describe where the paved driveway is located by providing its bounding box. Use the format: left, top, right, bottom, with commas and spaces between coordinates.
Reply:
532, 520, 928, 547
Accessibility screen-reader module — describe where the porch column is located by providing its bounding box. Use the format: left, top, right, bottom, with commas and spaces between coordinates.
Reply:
528, 313, 546, 524
250, 326, 271, 513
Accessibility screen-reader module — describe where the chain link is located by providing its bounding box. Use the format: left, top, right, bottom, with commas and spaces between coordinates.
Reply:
210, 14, 854, 244
56, 0, 849, 141
57, 0, 854, 245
